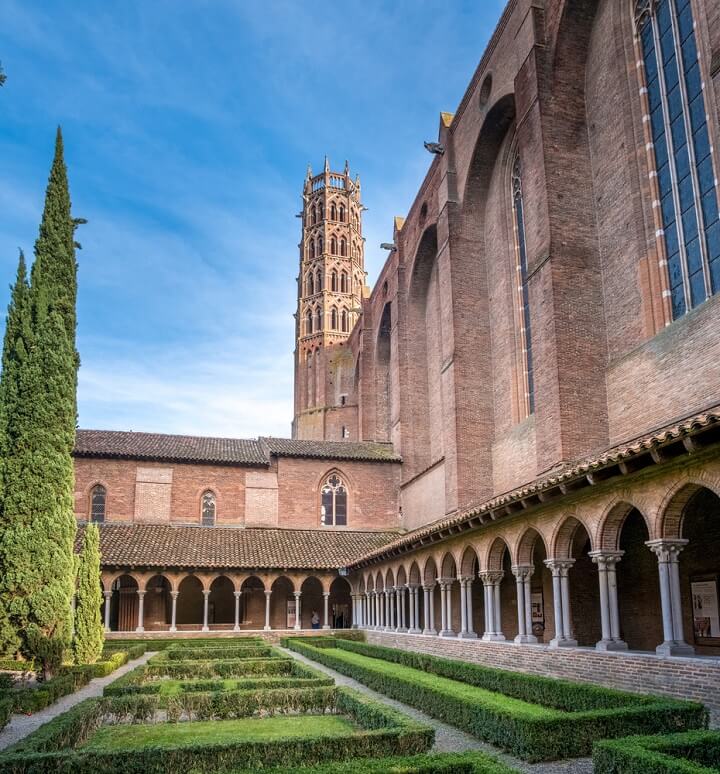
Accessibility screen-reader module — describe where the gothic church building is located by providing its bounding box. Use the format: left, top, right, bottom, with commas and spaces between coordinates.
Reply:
76, 0, 720, 710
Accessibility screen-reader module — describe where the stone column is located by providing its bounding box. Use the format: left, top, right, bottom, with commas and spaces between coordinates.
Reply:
264, 590, 272, 631
136, 590, 146, 633
512, 566, 537, 644
479, 571, 505, 641
233, 591, 242, 633
646, 539, 694, 656
544, 559, 577, 647
590, 551, 628, 651
439, 579, 455, 637
294, 591, 302, 630
322, 591, 331, 629
169, 590, 179, 633
422, 585, 436, 635
201, 589, 210, 632
458, 576, 477, 638
408, 585, 421, 633
103, 590, 112, 633
396, 586, 407, 632
388, 589, 396, 630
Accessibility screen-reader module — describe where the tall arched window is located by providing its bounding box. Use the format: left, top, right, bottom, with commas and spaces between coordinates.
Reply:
314, 305, 322, 330
317, 236, 324, 255
320, 474, 347, 526
311, 206, 317, 225
511, 153, 535, 417
331, 236, 338, 255
340, 271, 348, 293
636, 0, 719, 318
331, 270, 338, 292
306, 309, 313, 334
340, 238, 347, 257
201, 491, 216, 526
90, 484, 106, 523
341, 308, 349, 332
309, 240, 315, 260
316, 269, 323, 291
339, 204, 346, 222
307, 272, 314, 296
330, 202, 337, 220
330, 307, 338, 329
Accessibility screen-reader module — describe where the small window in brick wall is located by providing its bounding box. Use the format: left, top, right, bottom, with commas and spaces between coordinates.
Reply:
320, 474, 347, 527
201, 490, 216, 526
90, 484, 106, 523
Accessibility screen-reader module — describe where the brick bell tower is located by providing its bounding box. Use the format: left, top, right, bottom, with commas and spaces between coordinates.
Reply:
292, 158, 366, 441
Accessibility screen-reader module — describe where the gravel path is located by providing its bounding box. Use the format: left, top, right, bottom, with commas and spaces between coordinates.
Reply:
281, 646, 594, 774
0, 650, 156, 751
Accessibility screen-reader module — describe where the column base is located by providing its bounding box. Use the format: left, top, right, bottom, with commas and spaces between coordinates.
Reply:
322, 625, 331, 630
595, 638, 628, 651
396, 627, 408, 633
294, 627, 301, 632
135, 627, 144, 634
439, 630, 456, 638
656, 640, 695, 657
422, 628, 437, 636
351, 624, 359, 629
459, 631, 478, 639
408, 627, 422, 634
263, 625, 271, 631
201, 625, 209, 633
233, 625, 241, 633
514, 634, 538, 644
549, 637, 578, 648
169, 626, 177, 633
482, 633, 506, 641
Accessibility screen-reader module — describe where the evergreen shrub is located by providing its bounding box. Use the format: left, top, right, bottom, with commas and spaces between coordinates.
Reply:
593, 730, 720, 773
288, 639, 707, 761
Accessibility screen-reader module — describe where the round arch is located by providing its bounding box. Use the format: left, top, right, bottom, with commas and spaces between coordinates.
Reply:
598, 500, 652, 550
515, 527, 548, 566
329, 576, 352, 629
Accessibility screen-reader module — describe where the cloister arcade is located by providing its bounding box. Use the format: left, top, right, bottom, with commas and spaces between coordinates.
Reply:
102, 570, 352, 633
350, 471, 720, 658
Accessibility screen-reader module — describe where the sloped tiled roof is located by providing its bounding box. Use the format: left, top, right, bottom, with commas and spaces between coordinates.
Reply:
74, 430, 401, 466
78, 523, 398, 571
261, 437, 401, 463
75, 430, 267, 466
349, 404, 720, 568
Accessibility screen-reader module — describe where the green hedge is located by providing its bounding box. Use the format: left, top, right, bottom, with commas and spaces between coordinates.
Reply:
288, 639, 707, 762
144, 656, 294, 680
163, 645, 276, 661
593, 730, 720, 773
230, 750, 519, 774
0, 697, 12, 731
103, 637, 263, 651
0, 659, 36, 673
0, 687, 434, 773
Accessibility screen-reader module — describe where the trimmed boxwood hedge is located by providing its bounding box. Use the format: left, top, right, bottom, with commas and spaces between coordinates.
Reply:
593, 730, 720, 773
163, 645, 276, 661
103, 637, 264, 652
144, 656, 294, 680
0, 687, 434, 773
230, 750, 519, 774
287, 638, 708, 762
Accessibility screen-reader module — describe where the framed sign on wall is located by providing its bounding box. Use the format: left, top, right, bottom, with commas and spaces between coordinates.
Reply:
691, 575, 720, 644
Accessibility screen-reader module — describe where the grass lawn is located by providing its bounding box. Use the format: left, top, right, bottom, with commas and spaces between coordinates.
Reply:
319, 647, 563, 720
80, 714, 357, 751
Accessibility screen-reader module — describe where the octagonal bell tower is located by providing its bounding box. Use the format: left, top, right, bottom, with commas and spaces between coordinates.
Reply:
292, 158, 366, 440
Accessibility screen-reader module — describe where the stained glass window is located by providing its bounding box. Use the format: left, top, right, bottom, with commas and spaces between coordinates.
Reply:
320, 474, 347, 526
90, 485, 106, 523
201, 491, 216, 526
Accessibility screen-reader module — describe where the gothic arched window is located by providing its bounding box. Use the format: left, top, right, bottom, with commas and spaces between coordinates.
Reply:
317, 236, 324, 255
511, 152, 535, 417
90, 484, 106, 523
330, 202, 337, 221
331, 236, 338, 255
331, 270, 338, 292
340, 238, 347, 257
339, 204, 346, 223
320, 473, 347, 526
306, 309, 313, 334
309, 240, 315, 260
316, 269, 323, 291
341, 308, 349, 332
201, 491, 216, 526
330, 307, 338, 329
340, 271, 348, 293
307, 272, 314, 296
311, 206, 317, 225
635, 0, 719, 318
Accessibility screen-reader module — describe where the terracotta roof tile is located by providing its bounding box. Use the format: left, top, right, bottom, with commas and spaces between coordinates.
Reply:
77, 523, 398, 571
75, 430, 267, 466
349, 405, 720, 568
261, 437, 401, 463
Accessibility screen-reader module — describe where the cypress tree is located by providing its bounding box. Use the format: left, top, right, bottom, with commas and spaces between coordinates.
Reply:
73, 523, 103, 664
0, 129, 79, 677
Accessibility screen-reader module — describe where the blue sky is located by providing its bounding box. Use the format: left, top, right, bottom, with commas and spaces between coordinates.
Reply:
0, 0, 504, 438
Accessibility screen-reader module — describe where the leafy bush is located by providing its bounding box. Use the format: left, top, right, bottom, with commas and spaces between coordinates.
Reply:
0, 658, 35, 673
593, 730, 720, 773
288, 639, 707, 762
0, 687, 433, 773
229, 750, 519, 774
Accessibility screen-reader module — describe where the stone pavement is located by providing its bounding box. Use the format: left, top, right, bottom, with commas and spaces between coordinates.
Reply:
282, 646, 594, 774
0, 650, 156, 750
